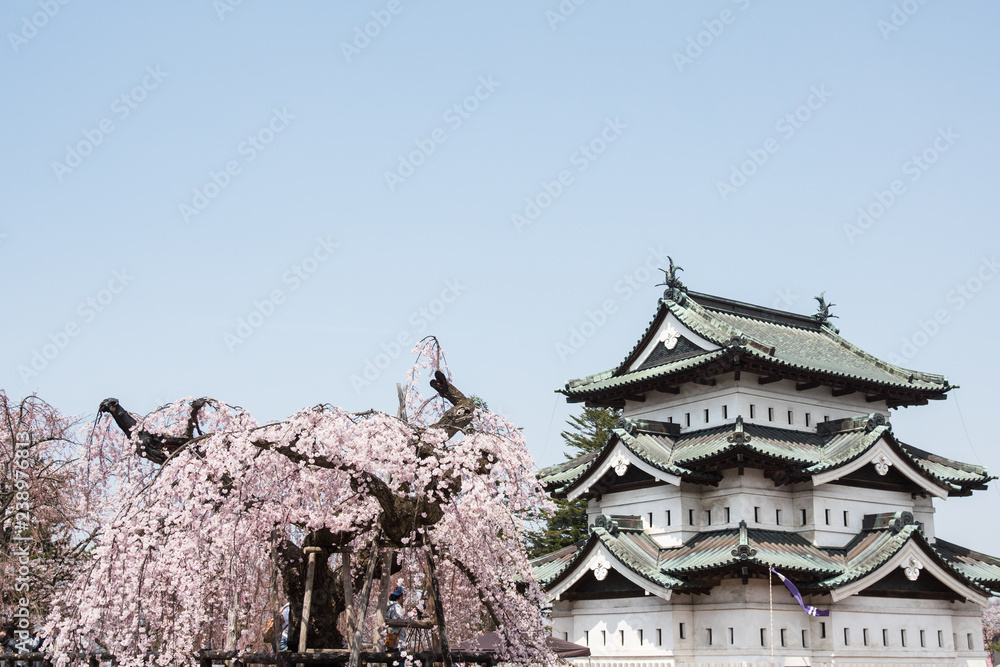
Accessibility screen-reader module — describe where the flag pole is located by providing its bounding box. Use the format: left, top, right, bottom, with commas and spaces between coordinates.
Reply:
769, 564, 774, 665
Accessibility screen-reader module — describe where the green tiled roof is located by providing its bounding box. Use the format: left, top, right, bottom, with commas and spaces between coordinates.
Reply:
530, 517, 1000, 599
561, 291, 953, 404
536, 417, 994, 498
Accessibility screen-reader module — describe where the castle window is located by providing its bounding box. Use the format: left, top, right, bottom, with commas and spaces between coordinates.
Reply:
689, 509, 695, 525
780, 629, 786, 647
704, 408, 709, 423
901, 629, 906, 647
750, 404, 756, 418
666, 510, 671, 526
564, 632, 568, 641
584, 631, 589, 646
723, 405, 728, 419
824, 415, 829, 422
882, 629, 888, 646
705, 510, 712, 525
938, 630, 943, 647
843, 510, 849, 527
801, 508, 807, 525
760, 628, 766, 646
639, 629, 643, 645
707, 628, 713, 646
657, 628, 662, 646
968, 633, 975, 650
863, 628, 869, 646
775, 509, 782, 525
685, 413, 690, 427
768, 407, 774, 421
619, 630, 624, 646
648, 512, 653, 527
825, 509, 831, 525
754, 506, 761, 523
805, 413, 811, 427
668, 416, 673, 423
679, 623, 685, 640
802, 629, 808, 648
728, 628, 734, 645
920, 629, 926, 648
725, 507, 731, 523
820, 622, 826, 639
844, 628, 850, 646
601, 630, 606, 646
788, 410, 793, 424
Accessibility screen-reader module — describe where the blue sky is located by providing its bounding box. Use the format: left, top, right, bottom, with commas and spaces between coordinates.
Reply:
2, 1, 999, 557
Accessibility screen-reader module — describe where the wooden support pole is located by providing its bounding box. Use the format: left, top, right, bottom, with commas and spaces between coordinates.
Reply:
271, 538, 282, 653
341, 549, 355, 638
348, 531, 383, 667
299, 547, 323, 653
425, 552, 452, 667
371, 550, 394, 650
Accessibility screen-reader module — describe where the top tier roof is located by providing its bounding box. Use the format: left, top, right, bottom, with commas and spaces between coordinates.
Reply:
561, 289, 954, 408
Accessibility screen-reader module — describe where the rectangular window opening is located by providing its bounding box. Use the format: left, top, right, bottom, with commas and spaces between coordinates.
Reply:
802, 629, 808, 649
820, 622, 826, 639
805, 413, 811, 427
760, 628, 766, 647
648, 512, 653, 528
825, 508, 831, 525
787, 410, 793, 425
584, 631, 589, 647
843, 510, 849, 527
824, 415, 829, 422
704, 408, 709, 423
754, 506, 761, 523
844, 628, 850, 646
780, 628, 786, 647
707, 628, 713, 646
801, 508, 807, 525
564, 632, 568, 642
920, 629, 926, 648
901, 629, 906, 648
601, 630, 606, 646
689, 509, 695, 526
768, 407, 774, 422
968, 633, 975, 650
656, 628, 662, 646
882, 629, 888, 646
705, 509, 712, 525
750, 404, 756, 419
775, 509, 782, 525
728, 628, 734, 645
666, 510, 671, 526
619, 630, 624, 646
679, 623, 685, 640
723, 405, 728, 419
685, 413, 690, 427
725, 506, 731, 523
863, 628, 869, 646
639, 629, 643, 645
938, 630, 943, 647
668, 416, 673, 423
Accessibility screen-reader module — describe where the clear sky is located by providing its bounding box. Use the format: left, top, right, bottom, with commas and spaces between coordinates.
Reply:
2, 1, 999, 558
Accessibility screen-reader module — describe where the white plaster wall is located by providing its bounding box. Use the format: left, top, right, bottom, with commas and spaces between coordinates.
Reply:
623, 375, 887, 432
554, 578, 988, 665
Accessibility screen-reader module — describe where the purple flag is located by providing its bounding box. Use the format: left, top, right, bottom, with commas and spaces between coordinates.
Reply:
770, 567, 830, 617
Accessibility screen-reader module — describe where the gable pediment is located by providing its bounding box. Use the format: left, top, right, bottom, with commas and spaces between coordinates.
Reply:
626, 313, 718, 374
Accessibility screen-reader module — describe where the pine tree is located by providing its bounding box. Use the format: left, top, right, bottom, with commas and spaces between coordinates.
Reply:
526, 407, 620, 558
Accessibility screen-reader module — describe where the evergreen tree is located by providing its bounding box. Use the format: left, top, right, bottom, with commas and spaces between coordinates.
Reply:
526, 407, 620, 558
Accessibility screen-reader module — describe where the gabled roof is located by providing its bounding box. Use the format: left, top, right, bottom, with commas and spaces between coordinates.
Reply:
561, 291, 954, 408
814, 522, 994, 603
531, 513, 1000, 604
537, 416, 994, 499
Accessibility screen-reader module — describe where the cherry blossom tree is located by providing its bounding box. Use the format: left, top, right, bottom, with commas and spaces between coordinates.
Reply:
985, 597, 1000, 650
46, 339, 555, 666
1, 392, 97, 633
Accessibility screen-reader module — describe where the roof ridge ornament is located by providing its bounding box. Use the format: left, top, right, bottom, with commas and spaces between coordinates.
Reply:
656, 256, 687, 299
727, 415, 752, 445
812, 292, 841, 333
